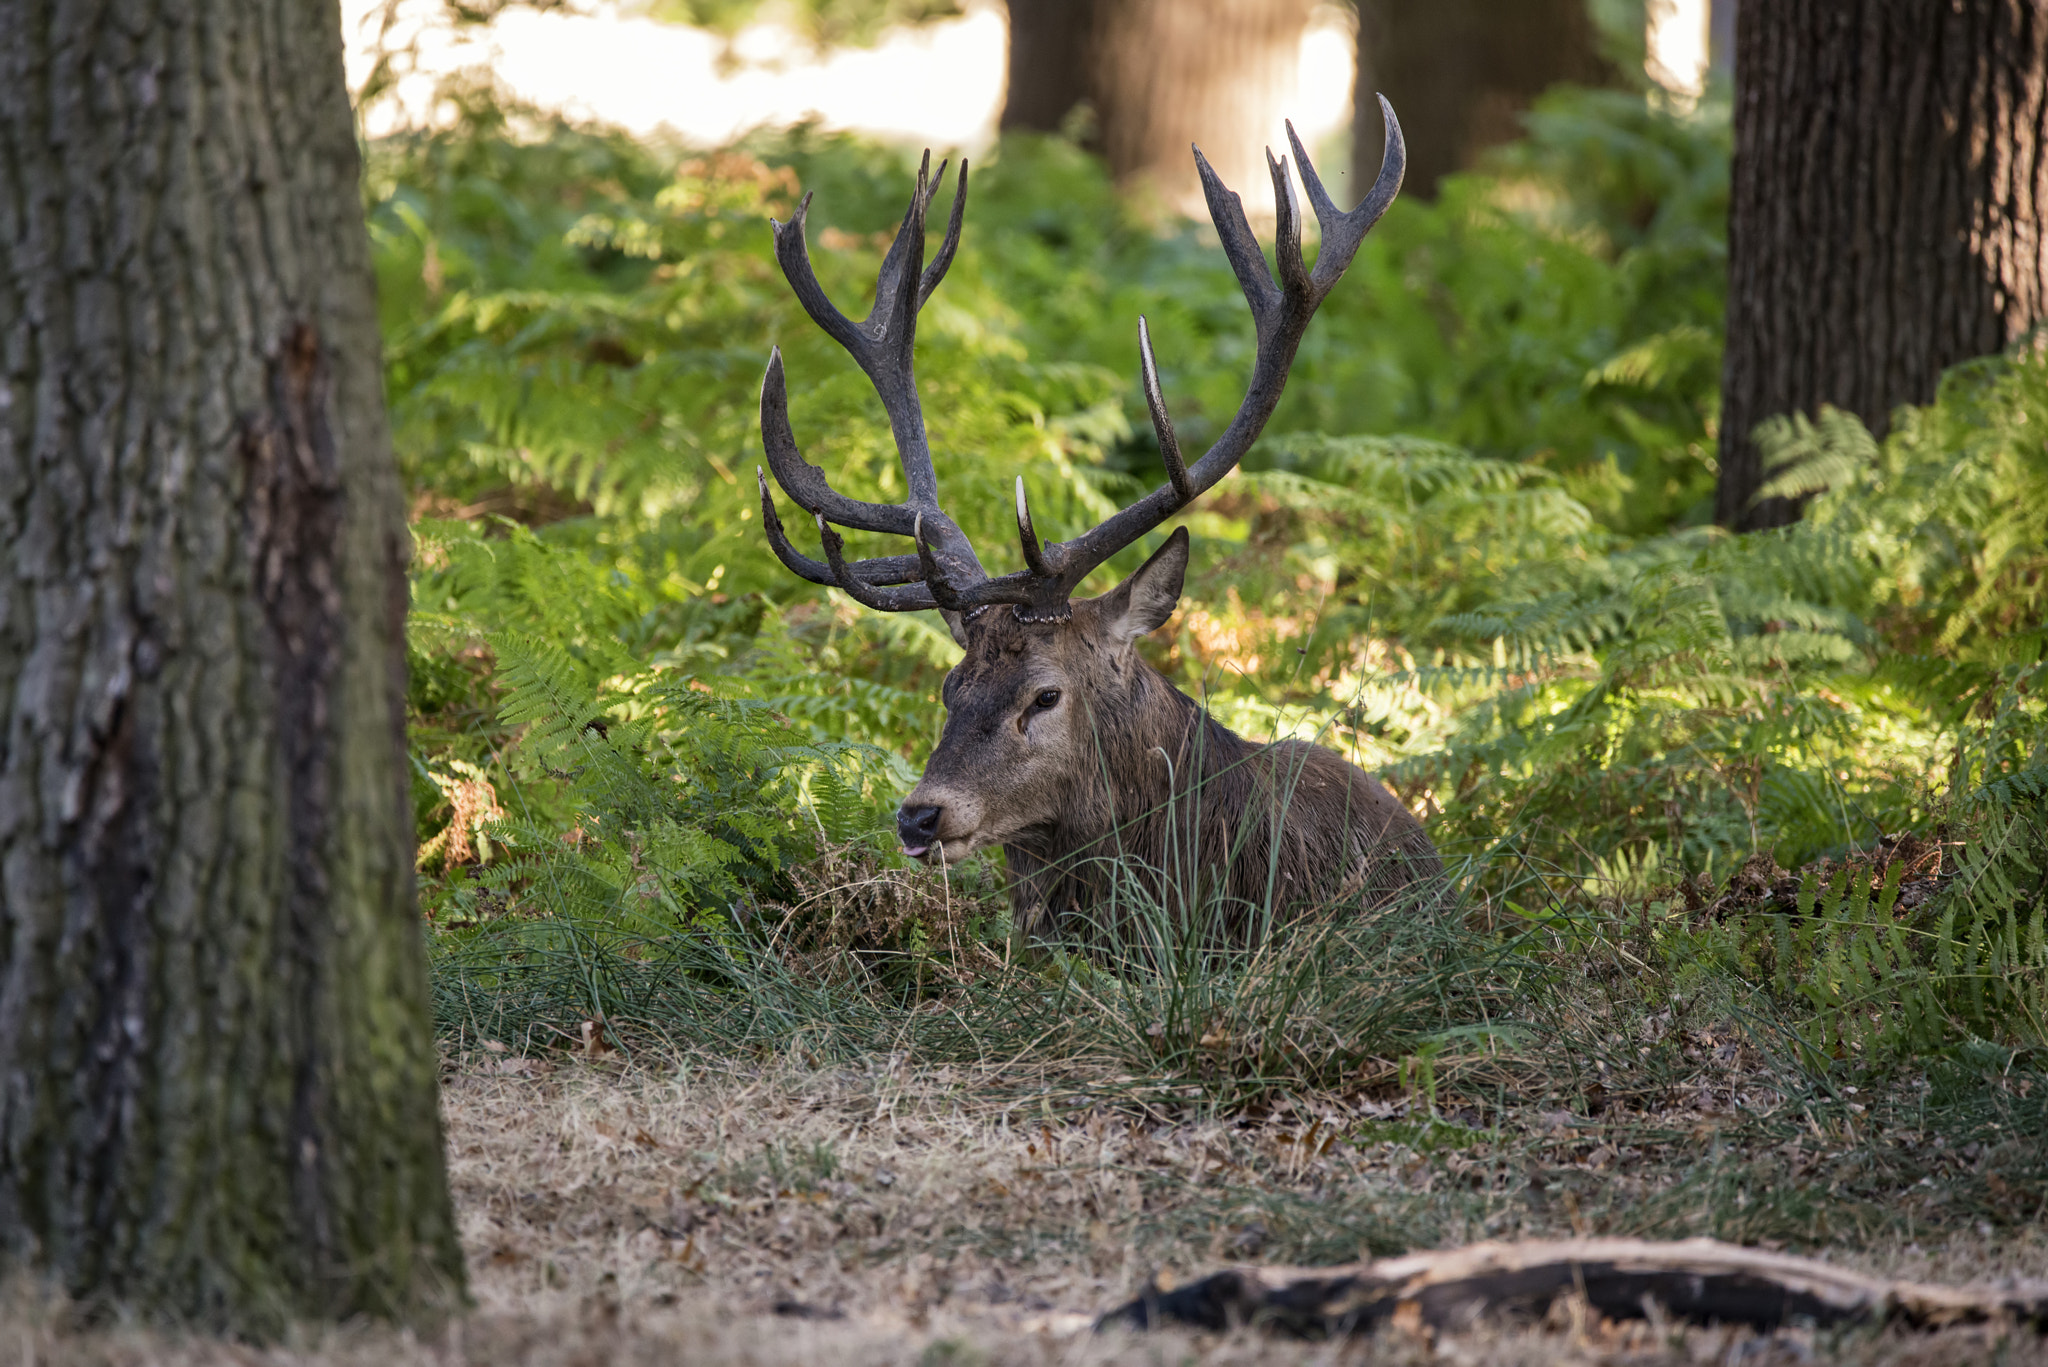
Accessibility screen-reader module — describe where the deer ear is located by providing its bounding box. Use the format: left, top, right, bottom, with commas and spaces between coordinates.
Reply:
1095, 526, 1189, 645
940, 608, 970, 649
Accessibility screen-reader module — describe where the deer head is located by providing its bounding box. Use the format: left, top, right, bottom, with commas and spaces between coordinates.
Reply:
756, 102, 1407, 867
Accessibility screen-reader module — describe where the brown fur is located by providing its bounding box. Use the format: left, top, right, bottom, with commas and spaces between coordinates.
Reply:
899, 531, 1441, 947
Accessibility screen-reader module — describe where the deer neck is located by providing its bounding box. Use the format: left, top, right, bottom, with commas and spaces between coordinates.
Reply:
1066, 659, 1255, 836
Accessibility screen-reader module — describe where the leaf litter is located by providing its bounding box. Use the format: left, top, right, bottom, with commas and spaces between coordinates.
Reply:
15, 1047, 2048, 1364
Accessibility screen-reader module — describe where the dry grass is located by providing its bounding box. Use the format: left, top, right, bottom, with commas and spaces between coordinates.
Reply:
8, 1052, 2047, 1365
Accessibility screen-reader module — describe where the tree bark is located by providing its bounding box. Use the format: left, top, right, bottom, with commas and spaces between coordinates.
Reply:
0, 0, 464, 1337
1002, 0, 1316, 213
1353, 0, 1615, 201
1715, 0, 2048, 530
1092, 0, 1316, 211
1000, 0, 1102, 138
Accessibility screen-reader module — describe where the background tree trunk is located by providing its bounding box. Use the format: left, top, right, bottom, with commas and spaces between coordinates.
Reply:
1002, 0, 1316, 213
1715, 0, 2048, 530
1001, 0, 1102, 137
0, 0, 464, 1336
1092, 0, 1316, 211
1353, 0, 1616, 200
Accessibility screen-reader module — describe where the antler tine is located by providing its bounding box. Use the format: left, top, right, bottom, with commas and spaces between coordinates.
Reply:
865, 151, 939, 358
760, 349, 918, 536
757, 469, 927, 591
1194, 144, 1282, 334
817, 512, 940, 611
757, 468, 836, 587
1013, 477, 1052, 578
1023, 105, 1405, 603
769, 195, 865, 356
1136, 316, 1193, 503
1267, 147, 1309, 300
920, 159, 968, 309
1286, 98, 1405, 293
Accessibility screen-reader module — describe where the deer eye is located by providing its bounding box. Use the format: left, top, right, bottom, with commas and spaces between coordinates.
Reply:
1033, 688, 1061, 711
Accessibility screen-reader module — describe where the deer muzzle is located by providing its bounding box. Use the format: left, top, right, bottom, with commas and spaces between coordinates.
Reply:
896, 803, 943, 859
895, 781, 989, 863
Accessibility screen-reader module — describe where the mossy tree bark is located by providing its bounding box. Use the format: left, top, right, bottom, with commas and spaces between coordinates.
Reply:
1001, 0, 1316, 213
1716, 0, 2048, 530
0, 0, 464, 1337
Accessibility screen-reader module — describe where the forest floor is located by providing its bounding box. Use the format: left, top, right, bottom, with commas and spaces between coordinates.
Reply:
14, 1049, 2048, 1365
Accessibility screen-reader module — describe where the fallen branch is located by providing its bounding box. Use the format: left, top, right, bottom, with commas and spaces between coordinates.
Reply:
1099, 1238, 2048, 1338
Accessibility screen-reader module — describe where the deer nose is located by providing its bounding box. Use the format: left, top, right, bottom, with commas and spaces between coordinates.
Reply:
897, 804, 943, 855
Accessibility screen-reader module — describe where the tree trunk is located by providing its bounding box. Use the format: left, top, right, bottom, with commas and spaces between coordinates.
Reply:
1093, 0, 1316, 212
1353, 0, 1615, 200
0, 0, 464, 1337
1715, 0, 2048, 531
1001, 0, 1102, 137
1001, 0, 1316, 214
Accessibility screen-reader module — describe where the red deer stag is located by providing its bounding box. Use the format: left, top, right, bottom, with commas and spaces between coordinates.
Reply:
755, 99, 1440, 946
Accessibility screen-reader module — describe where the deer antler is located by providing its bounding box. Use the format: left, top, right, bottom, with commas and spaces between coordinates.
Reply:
757, 98, 1406, 622
755, 152, 986, 612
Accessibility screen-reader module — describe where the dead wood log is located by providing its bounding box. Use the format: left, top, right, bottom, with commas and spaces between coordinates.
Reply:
1098, 1238, 2048, 1338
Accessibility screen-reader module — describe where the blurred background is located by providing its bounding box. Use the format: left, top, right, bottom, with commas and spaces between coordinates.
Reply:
345, 0, 1726, 204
